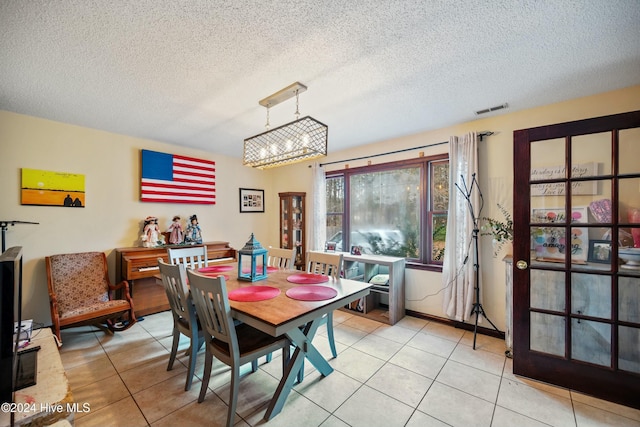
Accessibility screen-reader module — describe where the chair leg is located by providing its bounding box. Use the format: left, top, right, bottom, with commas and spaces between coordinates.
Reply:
185, 334, 198, 391
53, 324, 62, 345
251, 359, 258, 372
199, 352, 213, 403
266, 353, 273, 363
327, 311, 337, 358
227, 365, 240, 427
167, 327, 180, 371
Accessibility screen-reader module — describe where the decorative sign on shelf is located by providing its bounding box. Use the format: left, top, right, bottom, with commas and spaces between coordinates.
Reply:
531, 206, 589, 263
530, 162, 598, 196
140, 149, 216, 204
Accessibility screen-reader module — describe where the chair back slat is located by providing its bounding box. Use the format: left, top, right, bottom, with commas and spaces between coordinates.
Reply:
306, 251, 343, 280
168, 246, 208, 269
267, 247, 296, 270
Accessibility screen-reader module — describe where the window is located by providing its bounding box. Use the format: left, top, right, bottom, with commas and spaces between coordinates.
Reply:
325, 154, 448, 269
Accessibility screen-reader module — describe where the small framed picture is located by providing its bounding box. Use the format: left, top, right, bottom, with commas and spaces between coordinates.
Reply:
239, 188, 264, 213
588, 240, 612, 263
325, 241, 337, 252
350, 245, 362, 255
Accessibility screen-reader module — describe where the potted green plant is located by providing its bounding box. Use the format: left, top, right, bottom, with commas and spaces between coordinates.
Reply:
481, 204, 514, 257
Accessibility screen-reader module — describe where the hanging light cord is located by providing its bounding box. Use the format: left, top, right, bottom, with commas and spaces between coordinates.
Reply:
265, 105, 271, 130
294, 89, 300, 120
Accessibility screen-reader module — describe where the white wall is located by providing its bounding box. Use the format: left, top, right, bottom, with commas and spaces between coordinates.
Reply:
271, 84, 640, 331
0, 111, 273, 324
2, 84, 639, 330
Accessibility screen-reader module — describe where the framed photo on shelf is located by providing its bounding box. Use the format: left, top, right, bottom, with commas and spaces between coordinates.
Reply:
350, 245, 363, 255
588, 240, 612, 263
324, 241, 337, 252
239, 188, 264, 213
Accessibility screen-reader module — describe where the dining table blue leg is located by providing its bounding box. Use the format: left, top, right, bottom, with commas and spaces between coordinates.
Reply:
293, 321, 334, 376
264, 317, 334, 420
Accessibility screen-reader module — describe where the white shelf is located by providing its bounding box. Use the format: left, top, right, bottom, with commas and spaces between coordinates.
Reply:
340, 252, 405, 325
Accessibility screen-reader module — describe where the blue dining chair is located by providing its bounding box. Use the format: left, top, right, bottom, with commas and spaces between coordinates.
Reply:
187, 269, 291, 427
157, 258, 203, 391
267, 246, 296, 270
263, 247, 296, 364
298, 251, 343, 382
167, 245, 208, 269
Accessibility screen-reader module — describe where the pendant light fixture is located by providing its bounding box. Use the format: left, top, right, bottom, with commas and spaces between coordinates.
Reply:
243, 82, 328, 169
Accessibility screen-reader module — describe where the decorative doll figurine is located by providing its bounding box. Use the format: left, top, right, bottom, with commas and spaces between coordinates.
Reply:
166, 215, 184, 245
141, 216, 162, 247
184, 214, 202, 244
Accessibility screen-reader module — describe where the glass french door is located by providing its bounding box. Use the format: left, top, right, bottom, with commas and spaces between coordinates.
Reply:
513, 110, 640, 409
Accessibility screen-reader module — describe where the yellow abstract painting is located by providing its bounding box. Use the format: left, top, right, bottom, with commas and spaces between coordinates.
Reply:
21, 168, 86, 207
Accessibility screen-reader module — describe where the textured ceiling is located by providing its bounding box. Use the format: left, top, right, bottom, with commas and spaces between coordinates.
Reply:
1, 1, 639, 159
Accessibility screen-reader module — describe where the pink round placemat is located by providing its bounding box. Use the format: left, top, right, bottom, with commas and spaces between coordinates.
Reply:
228, 286, 281, 302
241, 266, 279, 274
286, 285, 338, 301
198, 265, 234, 273
286, 273, 330, 284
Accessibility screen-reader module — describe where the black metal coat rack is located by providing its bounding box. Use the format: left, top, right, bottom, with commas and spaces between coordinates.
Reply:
455, 174, 499, 349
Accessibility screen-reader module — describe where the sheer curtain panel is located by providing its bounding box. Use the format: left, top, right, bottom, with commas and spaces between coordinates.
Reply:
311, 162, 327, 251
442, 132, 479, 321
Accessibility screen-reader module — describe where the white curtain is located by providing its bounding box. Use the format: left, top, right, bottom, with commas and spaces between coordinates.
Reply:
310, 162, 326, 251
442, 132, 479, 321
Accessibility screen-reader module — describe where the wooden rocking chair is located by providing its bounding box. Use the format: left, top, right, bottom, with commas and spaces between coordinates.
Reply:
46, 251, 136, 344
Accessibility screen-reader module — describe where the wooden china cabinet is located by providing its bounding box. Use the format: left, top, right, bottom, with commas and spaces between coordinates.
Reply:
279, 192, 306, 269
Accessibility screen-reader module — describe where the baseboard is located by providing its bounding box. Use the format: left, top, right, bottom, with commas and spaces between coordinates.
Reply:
405, 309, 505, 340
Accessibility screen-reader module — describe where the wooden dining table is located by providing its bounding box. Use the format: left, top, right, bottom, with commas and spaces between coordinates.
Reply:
196, 264, 372, 421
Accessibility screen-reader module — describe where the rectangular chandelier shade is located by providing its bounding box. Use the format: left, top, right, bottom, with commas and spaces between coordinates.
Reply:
243, 116, 328, 169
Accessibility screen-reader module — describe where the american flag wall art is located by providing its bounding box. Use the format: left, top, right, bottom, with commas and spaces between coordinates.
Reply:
140, 149, 216, 204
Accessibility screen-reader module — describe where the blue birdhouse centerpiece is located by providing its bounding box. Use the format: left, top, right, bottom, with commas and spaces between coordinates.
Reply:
237, 233, 268, 282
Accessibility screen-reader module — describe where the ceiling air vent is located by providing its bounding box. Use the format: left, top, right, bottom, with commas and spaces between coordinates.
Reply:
475, 103, 509, 116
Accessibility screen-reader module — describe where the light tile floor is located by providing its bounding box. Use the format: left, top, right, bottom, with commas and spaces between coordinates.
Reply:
59, 311, 640, 427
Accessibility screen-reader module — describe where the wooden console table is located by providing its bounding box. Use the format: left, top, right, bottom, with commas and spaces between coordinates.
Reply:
115, 241, 236, 316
